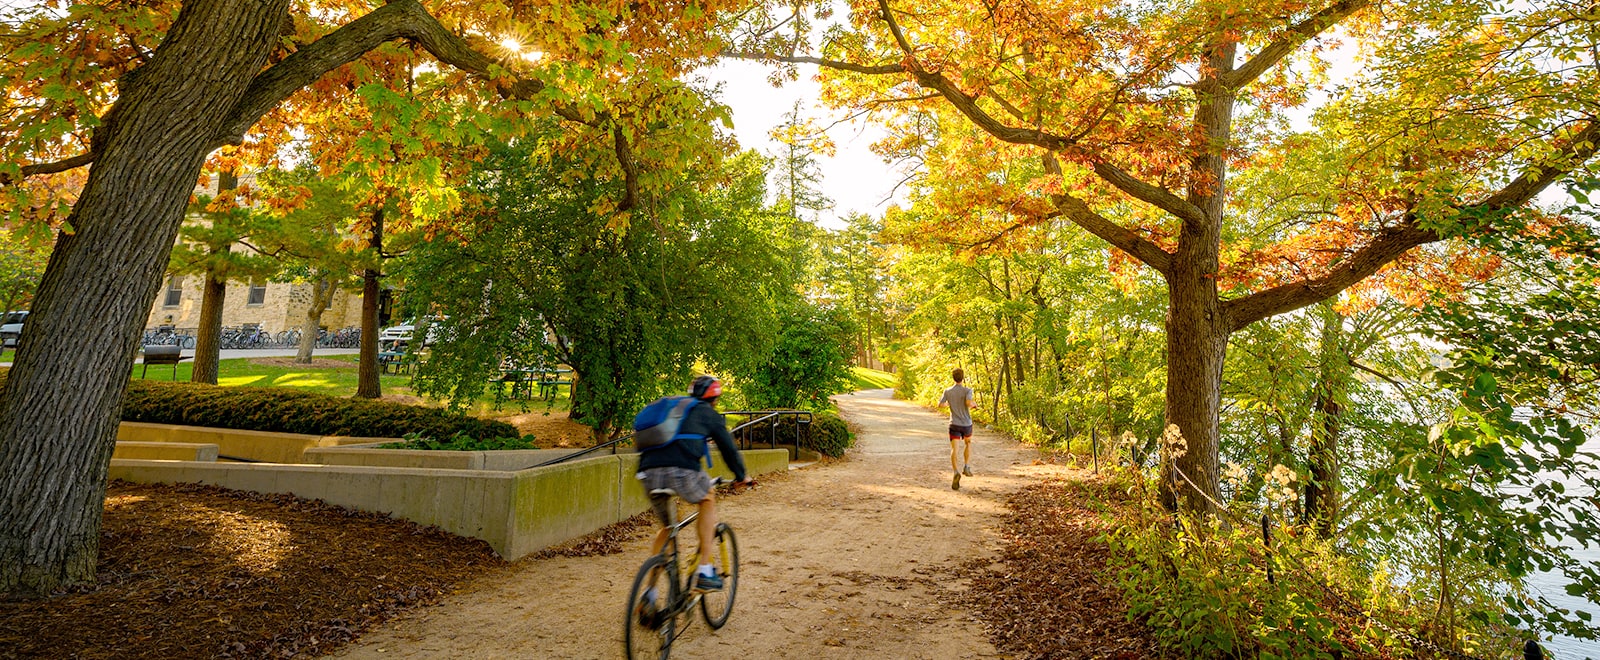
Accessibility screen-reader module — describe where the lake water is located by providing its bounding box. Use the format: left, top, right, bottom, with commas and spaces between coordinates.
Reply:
1528, 436, 1600, 659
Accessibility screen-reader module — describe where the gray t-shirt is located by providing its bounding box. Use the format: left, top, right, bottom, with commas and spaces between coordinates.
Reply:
939, 384, 974, 427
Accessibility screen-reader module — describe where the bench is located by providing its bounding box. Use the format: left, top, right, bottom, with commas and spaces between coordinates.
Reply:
140, 345, 190, 380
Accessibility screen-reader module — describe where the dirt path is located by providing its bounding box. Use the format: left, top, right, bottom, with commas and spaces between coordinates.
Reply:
331, 389, 1066, 659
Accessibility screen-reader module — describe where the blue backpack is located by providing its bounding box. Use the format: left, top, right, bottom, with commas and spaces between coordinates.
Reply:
633, 396, 709, 460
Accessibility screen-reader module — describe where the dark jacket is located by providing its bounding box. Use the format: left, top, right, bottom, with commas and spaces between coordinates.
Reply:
637, 400, 748, 481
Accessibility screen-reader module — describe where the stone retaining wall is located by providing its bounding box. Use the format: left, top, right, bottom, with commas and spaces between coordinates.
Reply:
108, 448, 789, 559
117, 421, 384, 463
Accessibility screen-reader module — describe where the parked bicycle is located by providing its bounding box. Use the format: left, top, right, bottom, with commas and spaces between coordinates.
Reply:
624, 477, 745, 660
140, 325, 196, 349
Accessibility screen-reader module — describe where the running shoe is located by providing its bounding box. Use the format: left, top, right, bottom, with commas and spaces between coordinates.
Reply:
636, 590, 662, 629
963, 465, 973, 477
952, 471, 961, 491
694, 572, 724, 592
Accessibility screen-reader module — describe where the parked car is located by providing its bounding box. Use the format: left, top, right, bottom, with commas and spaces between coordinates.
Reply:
378, 316, 444, 349
1, 311, 27, 348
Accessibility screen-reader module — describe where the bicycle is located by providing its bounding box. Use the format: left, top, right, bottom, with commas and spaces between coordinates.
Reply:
623, 477, 749, 660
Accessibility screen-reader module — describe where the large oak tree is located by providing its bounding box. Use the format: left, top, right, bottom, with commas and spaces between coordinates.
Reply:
0, 0, 732, 597
731, 0, 1600, 514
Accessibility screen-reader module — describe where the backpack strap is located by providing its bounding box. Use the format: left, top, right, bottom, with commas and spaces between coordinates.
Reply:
670, 398, 713, 468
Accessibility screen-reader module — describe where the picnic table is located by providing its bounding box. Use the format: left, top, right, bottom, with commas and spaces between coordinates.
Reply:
490, 367, 573, 410
378, 351, 417, 375
533, 368, 573, 401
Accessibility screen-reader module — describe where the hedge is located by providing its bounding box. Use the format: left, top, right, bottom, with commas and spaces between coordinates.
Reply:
121, 380, 519, 439
0, 368, 518, 440
739, 411, 852, 458
803, 412, 853, 458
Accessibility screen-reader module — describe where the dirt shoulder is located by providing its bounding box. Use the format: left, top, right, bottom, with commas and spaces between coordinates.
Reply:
328, 389, 1086, 659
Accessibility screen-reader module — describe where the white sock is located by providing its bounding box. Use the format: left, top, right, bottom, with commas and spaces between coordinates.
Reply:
699, 563, 716, 577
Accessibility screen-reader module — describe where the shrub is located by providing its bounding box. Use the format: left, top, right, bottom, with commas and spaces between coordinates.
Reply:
378, 432, 536, 451
119, 379, 518, 439
744, 304, 856, 410
803, 412, 852, 458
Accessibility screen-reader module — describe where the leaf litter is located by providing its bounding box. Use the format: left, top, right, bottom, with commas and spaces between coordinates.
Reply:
953, 475, 1168, 660
0, 480, 505, 659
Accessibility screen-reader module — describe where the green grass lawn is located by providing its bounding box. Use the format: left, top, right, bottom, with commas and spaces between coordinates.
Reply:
130, 355, 413, 396
1, 349, 12, 362
849, 366, 896, 391
129, 353, 572, 417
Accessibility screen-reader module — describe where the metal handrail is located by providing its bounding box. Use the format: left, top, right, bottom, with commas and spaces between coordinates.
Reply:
724, 410, 813, 458
532, 408, 817, 468
531, 433, 633, 468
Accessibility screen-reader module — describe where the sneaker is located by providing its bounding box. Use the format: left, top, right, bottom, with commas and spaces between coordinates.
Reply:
952, 472, 961, 491
636, 591, 661, 629
694, 572, 724, 592
963, 465, 973, 477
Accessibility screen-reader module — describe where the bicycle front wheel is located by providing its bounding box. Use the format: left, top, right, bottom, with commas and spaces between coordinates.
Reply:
625, 554, 676, 660
700, 523, 740, 629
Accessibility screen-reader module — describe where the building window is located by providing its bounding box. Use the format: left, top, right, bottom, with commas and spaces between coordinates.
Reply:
163, 277, 183, 307
247, 279, 267, 306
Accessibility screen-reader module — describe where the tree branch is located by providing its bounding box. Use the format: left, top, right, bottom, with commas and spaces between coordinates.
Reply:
1044, 154, 1173, 274
215, 0, 549, 147
1223, 0, 1371, 90
208, 0, 649, 212
1223, 222, 1437, 332
1091, 161, 1208, 226
612, 126, 638, 211
1223, 118, 1600, 332
1, 152, 97, 186
949, 214, 1055, 250
720, 50, 905, 75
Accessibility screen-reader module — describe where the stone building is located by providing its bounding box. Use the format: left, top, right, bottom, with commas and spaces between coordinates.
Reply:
144, 275, 365, 337
142, 172, 374, 337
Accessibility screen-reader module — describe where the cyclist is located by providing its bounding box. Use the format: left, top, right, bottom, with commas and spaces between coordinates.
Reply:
636, 375, 753, 593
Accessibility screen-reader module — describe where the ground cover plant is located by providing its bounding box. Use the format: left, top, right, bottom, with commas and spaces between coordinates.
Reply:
0, 481, 503, 659
379, 432, 537, 451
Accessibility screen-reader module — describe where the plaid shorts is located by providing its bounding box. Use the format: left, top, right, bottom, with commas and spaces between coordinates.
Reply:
637, 467, 712, 523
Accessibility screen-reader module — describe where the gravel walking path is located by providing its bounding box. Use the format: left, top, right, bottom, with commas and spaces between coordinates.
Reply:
328, 389, 1071, 659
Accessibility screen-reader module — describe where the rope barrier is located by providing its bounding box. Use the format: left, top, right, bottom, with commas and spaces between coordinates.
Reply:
1164, 463, 1529, 660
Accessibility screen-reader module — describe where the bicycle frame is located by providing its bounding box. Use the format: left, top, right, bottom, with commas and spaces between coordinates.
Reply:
652, 499, 730, 632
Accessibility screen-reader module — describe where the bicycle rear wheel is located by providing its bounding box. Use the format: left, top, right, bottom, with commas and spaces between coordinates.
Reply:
700, 523, 739, 629
624, 554, 677, 660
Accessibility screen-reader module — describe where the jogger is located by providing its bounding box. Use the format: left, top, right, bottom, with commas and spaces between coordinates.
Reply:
936, 368, 976, 490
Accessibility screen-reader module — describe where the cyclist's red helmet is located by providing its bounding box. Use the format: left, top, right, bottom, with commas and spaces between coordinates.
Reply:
689, 375, 722, 400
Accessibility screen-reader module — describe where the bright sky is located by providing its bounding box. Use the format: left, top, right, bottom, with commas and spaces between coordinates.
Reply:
700, 59, 908, 230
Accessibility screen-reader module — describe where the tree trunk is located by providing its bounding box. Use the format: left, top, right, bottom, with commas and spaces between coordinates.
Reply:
294, 277, 334, 364
355, 208, 384, 399
190, 171, 238, 384
0, 0, 287, 598
1159, 274, 1229, 516
190, 272, 227, 384
1157, 41, 1236, 517
1305, 302, 1347, 536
